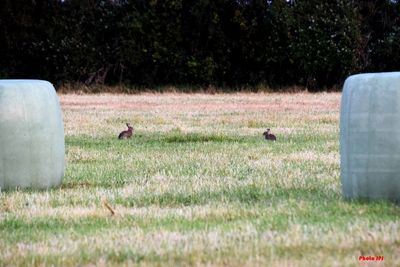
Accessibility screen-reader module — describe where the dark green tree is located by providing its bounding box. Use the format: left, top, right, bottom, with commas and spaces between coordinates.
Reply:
354, 0, 400, 72
288, 0, 360, 89
1, 0, 399, 90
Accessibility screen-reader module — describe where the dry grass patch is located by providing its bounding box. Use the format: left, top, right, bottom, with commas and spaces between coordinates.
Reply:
1, 92, 399, 266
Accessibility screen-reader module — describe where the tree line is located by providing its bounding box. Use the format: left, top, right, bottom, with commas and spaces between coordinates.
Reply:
0, 0, 399, 91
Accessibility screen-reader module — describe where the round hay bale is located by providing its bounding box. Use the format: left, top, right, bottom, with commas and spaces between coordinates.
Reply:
0, 80, 64, 189
340, 72, 400, 201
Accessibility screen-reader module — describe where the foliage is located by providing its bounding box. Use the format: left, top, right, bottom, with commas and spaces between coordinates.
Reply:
288, 0, 360, 89
354, 0, 400, 72
0, 0, 399, 90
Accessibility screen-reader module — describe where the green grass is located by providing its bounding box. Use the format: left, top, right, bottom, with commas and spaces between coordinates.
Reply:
0, 93, 399, 266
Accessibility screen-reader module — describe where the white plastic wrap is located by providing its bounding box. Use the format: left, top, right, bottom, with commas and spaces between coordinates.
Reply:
0, 80, 65, 189
340, 72, 400, 201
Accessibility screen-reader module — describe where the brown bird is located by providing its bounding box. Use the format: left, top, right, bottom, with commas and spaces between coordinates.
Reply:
118, 123, 134, 139
263, 128, 276, 141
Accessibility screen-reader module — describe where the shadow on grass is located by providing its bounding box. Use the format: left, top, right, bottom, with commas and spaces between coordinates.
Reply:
115, 185, 342, 208
65, 133, 250, 149
160, 132, 245, 143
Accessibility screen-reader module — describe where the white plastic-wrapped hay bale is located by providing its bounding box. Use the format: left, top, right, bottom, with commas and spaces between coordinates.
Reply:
0, 80, 64, 189
340, 72, 400, 201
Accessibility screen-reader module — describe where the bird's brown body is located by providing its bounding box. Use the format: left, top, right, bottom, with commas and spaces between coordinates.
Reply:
118, 123, 134, 139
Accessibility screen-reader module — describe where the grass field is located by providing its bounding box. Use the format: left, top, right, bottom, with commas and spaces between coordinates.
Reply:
1, 92, 399, 266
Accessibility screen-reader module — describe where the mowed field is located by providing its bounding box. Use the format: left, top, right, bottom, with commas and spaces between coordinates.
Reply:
1, 92, 399, 266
